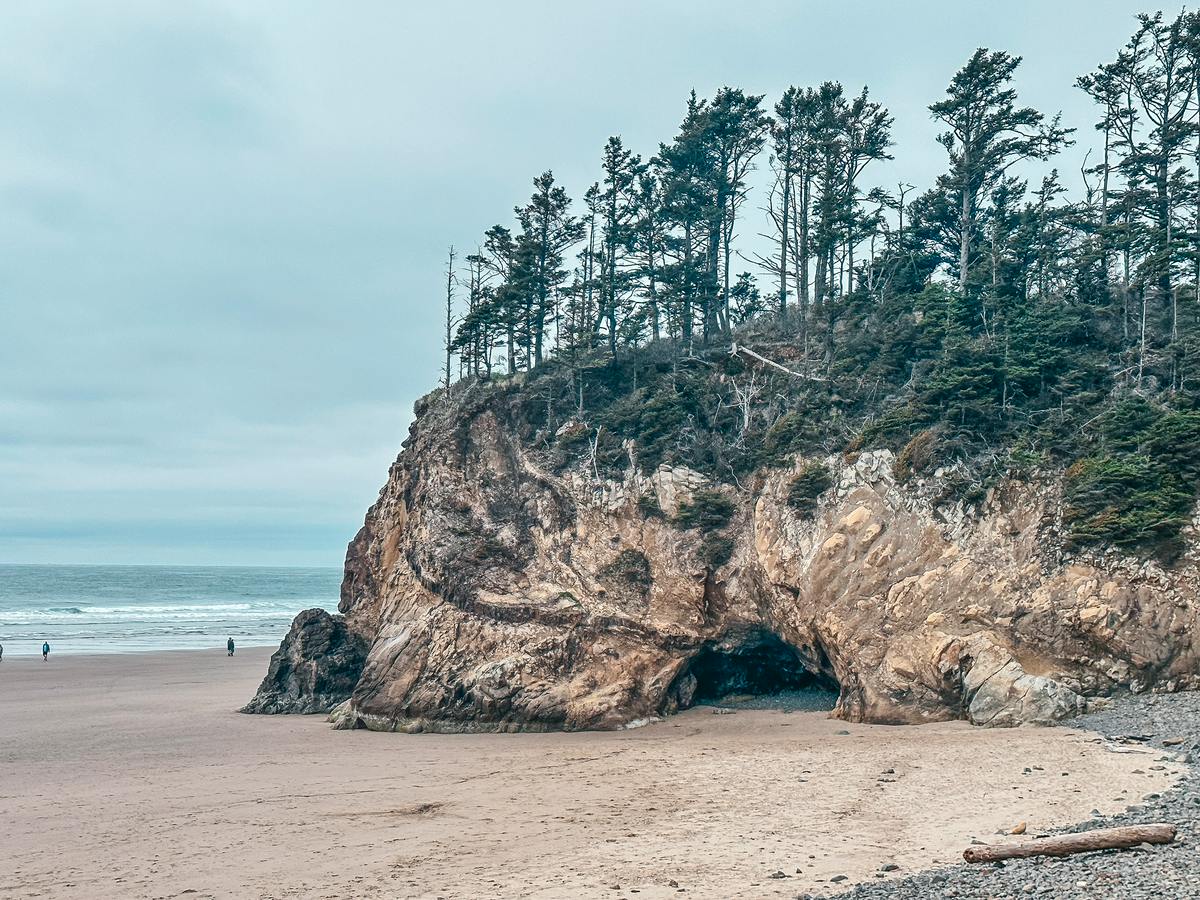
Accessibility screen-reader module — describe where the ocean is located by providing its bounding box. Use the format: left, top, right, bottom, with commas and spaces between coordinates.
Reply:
0, 564, 342, 656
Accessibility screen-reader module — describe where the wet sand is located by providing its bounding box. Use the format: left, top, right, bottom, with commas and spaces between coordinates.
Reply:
0, 649, 1178, 899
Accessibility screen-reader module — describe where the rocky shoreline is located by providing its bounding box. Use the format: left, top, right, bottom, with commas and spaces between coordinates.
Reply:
818, 692, 1200, 900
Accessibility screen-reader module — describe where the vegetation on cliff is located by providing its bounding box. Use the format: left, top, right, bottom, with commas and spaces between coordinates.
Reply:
434, 10, 1200, 557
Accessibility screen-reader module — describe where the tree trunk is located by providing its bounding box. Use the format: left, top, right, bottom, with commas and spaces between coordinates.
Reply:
815, 248, 827, 308
682, 222, 694, 349
647, 241, 660, 342
722, 202, 733, 334
707, 220, 721, 341
959, 186, 972, 294
1158, 159, 1172, 312
607, 192, 618, 357
1139, 287, 1148, 389
443, 246, 455, 390
586, 214, 596, 343
779, 165, 791, 318
535, 219, 549, 366
800, 166, 811, 314
1123, 195, 1132, 344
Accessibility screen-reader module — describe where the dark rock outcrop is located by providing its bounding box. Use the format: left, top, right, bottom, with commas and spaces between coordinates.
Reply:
242, 608, 368, 714
248, 380, 1200, 731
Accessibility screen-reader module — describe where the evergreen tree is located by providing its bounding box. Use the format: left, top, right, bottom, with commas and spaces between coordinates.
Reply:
656, 92, 718, 349
513, 172, 583, 366
436, 16, 1200, 559
632, 171, 668, 341
597, 137, 644, 355
930, 48, 1073, 295
1082, 11, 1200, 390
704, 88, 771, 333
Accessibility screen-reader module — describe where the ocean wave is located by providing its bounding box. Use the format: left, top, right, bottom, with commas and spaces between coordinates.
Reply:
68, 602, 255, 614
0, 565, 338, 654
0, 606, 308, 625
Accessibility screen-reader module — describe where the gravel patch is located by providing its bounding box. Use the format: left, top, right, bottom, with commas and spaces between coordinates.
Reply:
810, 692, 1200, 900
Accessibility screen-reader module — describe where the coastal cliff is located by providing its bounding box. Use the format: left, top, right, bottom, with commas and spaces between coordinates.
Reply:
244, 15, 1200, 735
248, 360, 1200, 730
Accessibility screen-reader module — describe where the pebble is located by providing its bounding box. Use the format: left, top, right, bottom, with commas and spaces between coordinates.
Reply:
813, 691, 1200, 899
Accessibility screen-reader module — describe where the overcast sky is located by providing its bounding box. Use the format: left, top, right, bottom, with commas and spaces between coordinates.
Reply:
0, 1, 1152, 566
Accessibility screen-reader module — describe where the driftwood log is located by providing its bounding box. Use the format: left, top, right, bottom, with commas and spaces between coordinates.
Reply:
963, 823, 1176, 863
728, 343, 827, 381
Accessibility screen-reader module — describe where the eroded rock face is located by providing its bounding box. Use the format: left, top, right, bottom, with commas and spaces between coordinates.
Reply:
248, 381, 1200, 730
242, 608, 369, 714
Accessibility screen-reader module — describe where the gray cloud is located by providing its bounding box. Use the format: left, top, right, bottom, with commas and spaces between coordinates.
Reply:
0, 0, 1146, 564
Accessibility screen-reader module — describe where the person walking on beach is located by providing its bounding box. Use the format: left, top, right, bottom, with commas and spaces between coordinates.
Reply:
227, 637, 235, 657
42, 641, 50, 661
0, 642, 4, 661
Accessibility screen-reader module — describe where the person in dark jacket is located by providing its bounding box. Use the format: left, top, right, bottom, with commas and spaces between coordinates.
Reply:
42, 641, 50, 661
227, 637, 235, 657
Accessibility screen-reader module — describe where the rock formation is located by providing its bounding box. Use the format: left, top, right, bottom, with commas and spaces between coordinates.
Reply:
243, 608, 369, 714
248, 379, 1200, 730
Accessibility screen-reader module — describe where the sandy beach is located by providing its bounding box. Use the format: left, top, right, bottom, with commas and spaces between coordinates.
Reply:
0, 649, 1179, 900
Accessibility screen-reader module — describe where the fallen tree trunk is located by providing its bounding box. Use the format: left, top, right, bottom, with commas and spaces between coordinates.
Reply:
963, 823, 1176, 863
728, 342, 827, 381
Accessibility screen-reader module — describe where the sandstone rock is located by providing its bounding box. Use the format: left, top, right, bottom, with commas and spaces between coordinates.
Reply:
960, 641, 1088, 726
242, 608, 369, 715
246, 380, 1200, 731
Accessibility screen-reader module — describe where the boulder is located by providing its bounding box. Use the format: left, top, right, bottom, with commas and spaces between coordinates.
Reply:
242, 608, 368, 715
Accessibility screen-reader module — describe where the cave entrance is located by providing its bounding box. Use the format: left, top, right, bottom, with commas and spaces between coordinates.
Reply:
672, 629, 839, 712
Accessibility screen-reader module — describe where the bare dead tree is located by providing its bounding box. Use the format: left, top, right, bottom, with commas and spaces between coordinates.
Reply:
443, 246, 457, 390
730, 370, 763, 444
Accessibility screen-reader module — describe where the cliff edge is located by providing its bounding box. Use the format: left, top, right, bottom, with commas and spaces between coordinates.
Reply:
248, 367, 1200, 731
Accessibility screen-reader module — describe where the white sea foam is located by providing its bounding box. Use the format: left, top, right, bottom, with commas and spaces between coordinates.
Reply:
0, 564, 340, 655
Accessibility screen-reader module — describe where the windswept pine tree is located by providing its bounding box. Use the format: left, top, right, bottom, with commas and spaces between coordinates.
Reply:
437, 8, 1200, 556
928, 48, 1074, 295
597, 137, 643, 356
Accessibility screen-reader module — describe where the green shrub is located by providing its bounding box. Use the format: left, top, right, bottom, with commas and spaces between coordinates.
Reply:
858, 403, 924, 449
1063, 406, 1200, 554
599, 549, 652, 590
937, 471, 989, 507
894, 428, 940, 482
1141, 411, 1200, 481
672, 488, 736, 531
786, 461, 833, 516
1007, 444, 1046, 475
595, 373, 704, 471
1098, 396, 1161, 453
637, 493, 664, 519
699, 533, 735, 567
761, 412, 819, 465
674, 488, 737, 567
1063, 454, 1191, 551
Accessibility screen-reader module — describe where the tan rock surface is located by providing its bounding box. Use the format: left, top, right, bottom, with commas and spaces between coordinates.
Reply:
255, 381, 1200, 731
